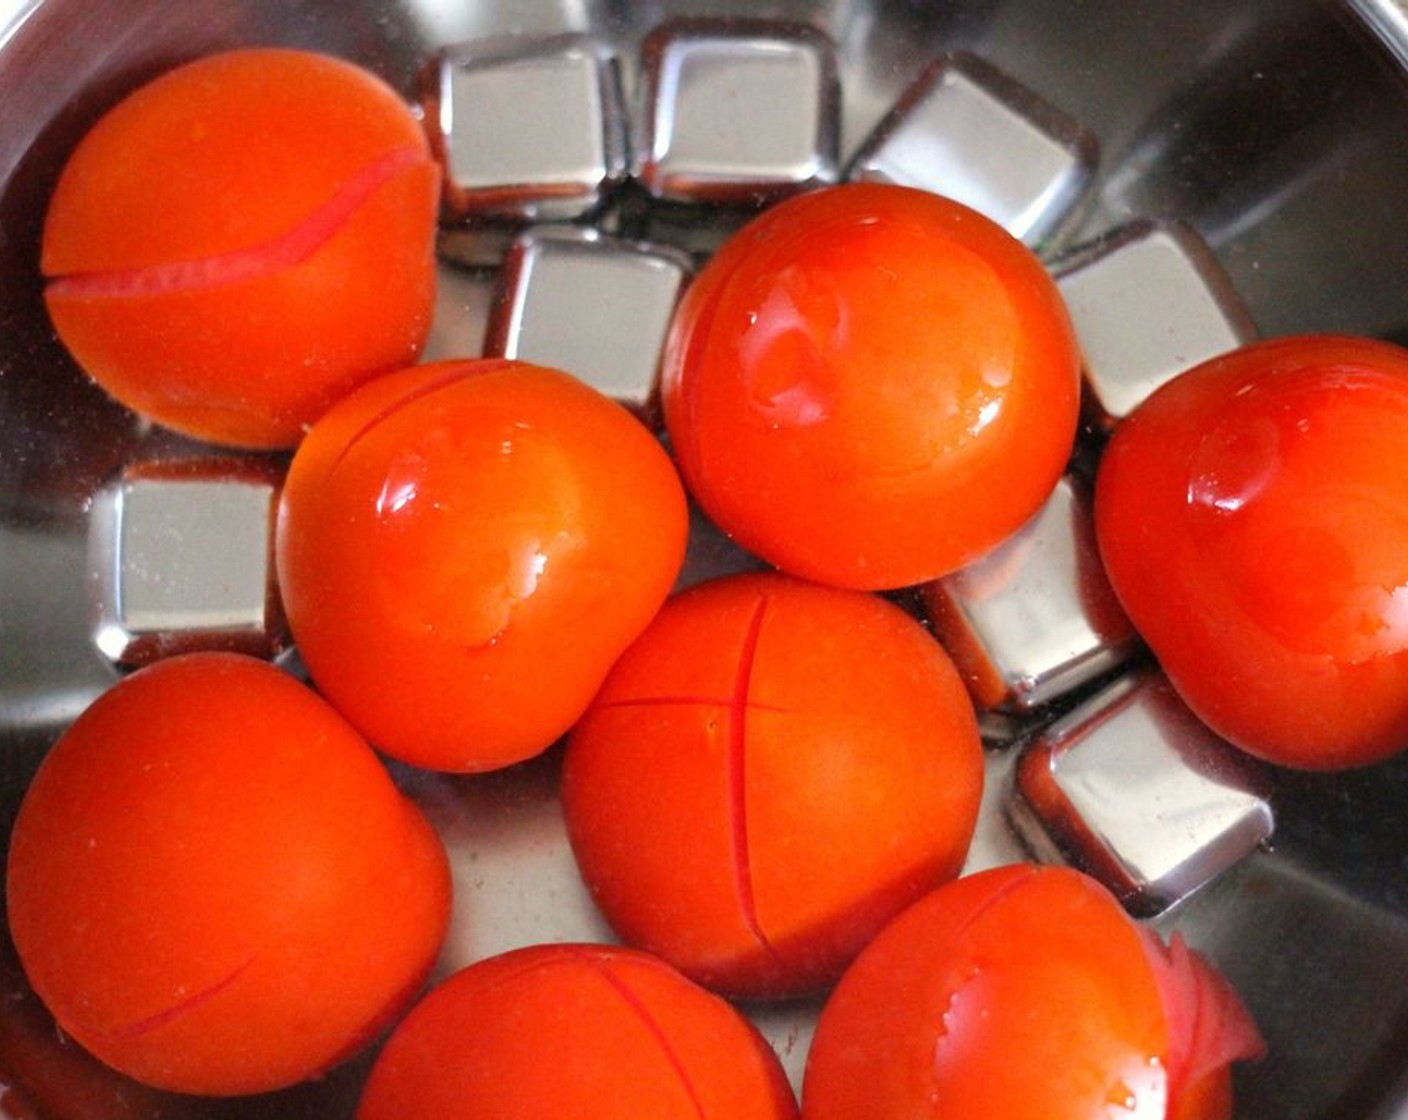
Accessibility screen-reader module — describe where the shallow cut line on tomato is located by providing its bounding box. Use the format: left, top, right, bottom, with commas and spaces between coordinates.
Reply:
101, 955, 257, 1042
454, 952, 585, 1005
591, 694, 789, 714
729, 595, 784, 967
930, 866, 1041, 1061
45, 144, 429, 299
572, 948, 708, 1120
326, 360, 516, 477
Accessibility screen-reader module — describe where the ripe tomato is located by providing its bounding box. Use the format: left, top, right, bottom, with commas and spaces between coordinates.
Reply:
276, 359, 689, 772
355, 943, 799, 1119
41, 48, 438, 448
561, 571, 984, 1000
4, 653, 451, 1096
661, 182, 1081, 590
1094, 334, 1408, 770
0, 938, 186, 1120
802, 864, 1264, 1120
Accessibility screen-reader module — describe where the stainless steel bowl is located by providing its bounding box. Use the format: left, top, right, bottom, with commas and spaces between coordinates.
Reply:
5, 2, 1408, 1117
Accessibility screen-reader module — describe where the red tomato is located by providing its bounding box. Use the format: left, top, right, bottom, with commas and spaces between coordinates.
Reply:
661, 182, 1081, 590
1094, 334, 1408, 769
561, 572, 984, 1000
4, 653, 451, 1096
801, 864, 1264, 1120
41, 48, 439, 448
355, 943, 799, 1119
0, 939, 186, 1120
275, 360, 689, 772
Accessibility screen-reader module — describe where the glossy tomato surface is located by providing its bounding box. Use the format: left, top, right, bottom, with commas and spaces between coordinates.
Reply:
661, 182, 1081, 590
5, 653, 451, 1096
561, 572, 984, 1000
1095, 334, 1408, 770
41, 48, 439, 448
801, 864, 1264, 1120
276, 360, 689, 772
355, 943, 799, 1120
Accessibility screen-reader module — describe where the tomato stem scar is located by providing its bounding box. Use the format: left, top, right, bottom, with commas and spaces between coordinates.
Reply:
45, 145, 429, 299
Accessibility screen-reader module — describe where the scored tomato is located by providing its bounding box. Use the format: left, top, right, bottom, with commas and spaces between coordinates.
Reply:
41, 48, 439, 449
661, 182, 1081, 591
275, 359, 689, 772
355, 943, 799, 1119
1094, 334, 1408, 770
561, 571, 984, 1000
801, 864, 1264, 1120
5, 653, 451, 1096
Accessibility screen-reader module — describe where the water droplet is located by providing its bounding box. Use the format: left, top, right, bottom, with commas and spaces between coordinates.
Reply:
1106, 1079, 1137, 1111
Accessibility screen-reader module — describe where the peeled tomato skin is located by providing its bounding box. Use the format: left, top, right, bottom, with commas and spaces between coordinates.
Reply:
801, 865, 1263, 1120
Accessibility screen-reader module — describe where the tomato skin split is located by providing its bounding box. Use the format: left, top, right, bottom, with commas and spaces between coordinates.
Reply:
661, 182, 1081, 591
1095, 333, 1408, 770
1138, 930, 1266, 1120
